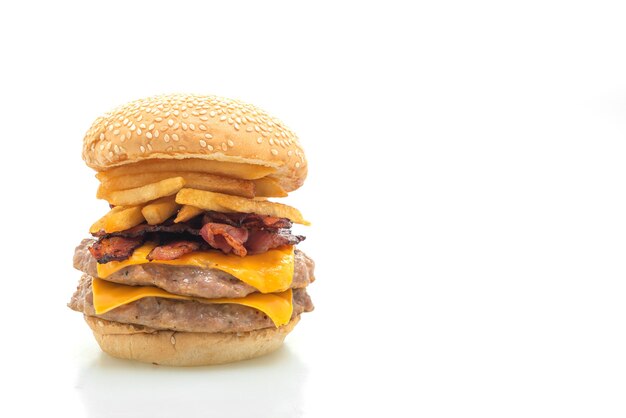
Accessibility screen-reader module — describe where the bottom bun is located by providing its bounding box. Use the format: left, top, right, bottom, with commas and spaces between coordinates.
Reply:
84, 315, 300, 366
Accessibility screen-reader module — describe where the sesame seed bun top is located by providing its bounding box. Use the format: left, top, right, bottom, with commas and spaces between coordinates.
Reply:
82, 94, 307, 192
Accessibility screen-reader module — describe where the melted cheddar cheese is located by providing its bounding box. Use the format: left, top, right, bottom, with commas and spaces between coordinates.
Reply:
96, 243, 295, 293
91, 277, 293, 327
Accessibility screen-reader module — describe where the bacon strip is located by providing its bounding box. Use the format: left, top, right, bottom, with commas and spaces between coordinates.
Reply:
92, 222, 201, 238
246, 229, 305, 254
203, 212, 292, 230
148, 240, 201, 261
89, 236, 145, 264
200, 223, 249, 257
89, 212, 303, 263
93, 213, 292, 240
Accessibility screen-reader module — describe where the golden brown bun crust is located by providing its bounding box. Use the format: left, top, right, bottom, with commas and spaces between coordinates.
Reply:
84, 315, 301, 366
82, 94, 307, 192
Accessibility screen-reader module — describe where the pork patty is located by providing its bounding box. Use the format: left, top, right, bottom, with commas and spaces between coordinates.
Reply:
68, 275, 314, 333
73, 239, 315, 299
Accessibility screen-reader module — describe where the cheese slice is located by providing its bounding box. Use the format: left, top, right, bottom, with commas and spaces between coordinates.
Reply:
96, 243, 295, 293
91, 277, 293, 327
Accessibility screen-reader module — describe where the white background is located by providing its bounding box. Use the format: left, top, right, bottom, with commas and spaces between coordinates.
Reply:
1, 1, 625, 417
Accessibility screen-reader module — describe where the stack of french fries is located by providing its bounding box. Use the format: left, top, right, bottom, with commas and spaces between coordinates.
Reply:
91, 159, 308, 234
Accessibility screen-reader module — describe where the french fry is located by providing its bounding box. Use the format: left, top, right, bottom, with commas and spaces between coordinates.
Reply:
99, 171, 254, 198
101, 177, 185, 206
89, 206, 125, 234
175, 189, 230, 213
176, 188, 309, 225
253, 177, 288, 197
104, 206, 145, 232
96, 159, 276, 180
90, 205, 145, 233
174, 205, 205, 223
96, 184, 108, 200
141, 196, 180, 225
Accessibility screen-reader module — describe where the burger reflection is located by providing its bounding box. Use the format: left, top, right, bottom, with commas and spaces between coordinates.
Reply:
76, 345, 307, 418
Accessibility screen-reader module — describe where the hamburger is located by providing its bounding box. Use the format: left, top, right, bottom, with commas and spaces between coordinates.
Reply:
68, 94, 314, 366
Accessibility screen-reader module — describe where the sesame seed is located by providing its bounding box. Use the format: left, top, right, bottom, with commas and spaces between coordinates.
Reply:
172, 133, 179, 141
295, 162, 301, 168
199, 124, 207, 130
147, 143, 153, 151
207, 144, 214, 151
257, 137, 263, 144
164, 134, 170, 142
221, 143, 227, 151
271, 149, 278, 156
227, 140, 234, 147
234, 123, 240, 130
99, 144, 105, 151
200, 116, 209, 121
210, 111, 216, 117
113, 129, 120, 135
171, 335, 176, 345
182, 123, 188, 130
130, 124, 136, 131
120, 134, 127, 142
146, 132, 153, 139
189, 123, 195, 130
108, 151, 113, 158
99, 133, 105, 140
140, 145, 146, 153
168, 119, 174, 126
204, 133, 213, 139
200, 140, 207, 147
246, 127, 253, 132
114, 145, 119, 153
227, 118, 234, 124
149, 123, 155, 130
137, 128, 142, 135
269, 138, 274, 145
137, 115, 143, 121
182, 112, 188, 118
235, 117, 242, 124
255, 126, 260, 132
220, 115, 227, 121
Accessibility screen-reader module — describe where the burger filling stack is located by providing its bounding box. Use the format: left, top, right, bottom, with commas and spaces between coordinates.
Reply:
68, 94, 314, 366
